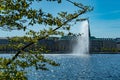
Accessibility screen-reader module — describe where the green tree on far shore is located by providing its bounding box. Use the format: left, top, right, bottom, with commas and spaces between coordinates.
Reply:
0, 0, 92, 79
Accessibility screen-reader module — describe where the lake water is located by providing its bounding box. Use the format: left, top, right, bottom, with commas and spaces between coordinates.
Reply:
1, 54, 120, 80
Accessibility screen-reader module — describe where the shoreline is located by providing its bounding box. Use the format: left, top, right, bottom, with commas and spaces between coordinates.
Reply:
0, 51, 120, 54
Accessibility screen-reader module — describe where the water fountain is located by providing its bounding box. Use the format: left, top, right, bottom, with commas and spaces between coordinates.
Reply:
73, 20, 90, 56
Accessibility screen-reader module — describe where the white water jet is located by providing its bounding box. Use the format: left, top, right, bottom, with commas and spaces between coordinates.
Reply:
73, 20, 89, 56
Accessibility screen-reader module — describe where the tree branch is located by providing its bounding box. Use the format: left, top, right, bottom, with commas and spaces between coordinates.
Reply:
6, 1, 90, 66
66, 0, 85, 9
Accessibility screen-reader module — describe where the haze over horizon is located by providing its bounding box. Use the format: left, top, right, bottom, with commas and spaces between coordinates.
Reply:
0, 0, 120, 38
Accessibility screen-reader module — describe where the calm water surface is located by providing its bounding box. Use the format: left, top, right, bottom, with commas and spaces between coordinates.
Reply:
1, 54, 120, 80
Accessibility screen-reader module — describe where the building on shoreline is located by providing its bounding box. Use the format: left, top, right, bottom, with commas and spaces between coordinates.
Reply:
90, 37, 117, 52
0, 36, 119, 53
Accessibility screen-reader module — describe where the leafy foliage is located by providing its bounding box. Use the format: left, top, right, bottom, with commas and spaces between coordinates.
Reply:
0, 0, 92, 79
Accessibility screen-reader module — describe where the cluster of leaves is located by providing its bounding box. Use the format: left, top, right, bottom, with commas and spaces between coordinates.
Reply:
0, 50, 59, 79
0, 0, 92, 79
0, 57, 27, 80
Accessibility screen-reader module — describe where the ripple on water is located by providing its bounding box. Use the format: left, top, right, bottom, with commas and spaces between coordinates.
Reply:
1, 54, 120, 80
25, 54, 120, 80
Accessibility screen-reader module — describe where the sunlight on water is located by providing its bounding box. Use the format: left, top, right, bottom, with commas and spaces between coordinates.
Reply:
1, 54, 120, 80
27, 54, 120, 80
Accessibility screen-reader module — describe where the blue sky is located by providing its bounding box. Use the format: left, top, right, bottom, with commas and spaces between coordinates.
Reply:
89, 0, 120, 38
0, 0, 120, 38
